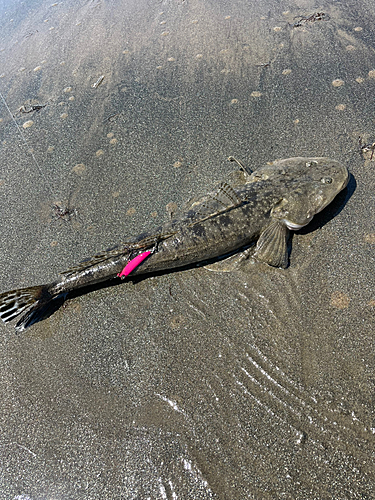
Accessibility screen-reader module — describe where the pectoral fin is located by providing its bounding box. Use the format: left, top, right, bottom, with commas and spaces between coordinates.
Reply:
254, 220, 290, 268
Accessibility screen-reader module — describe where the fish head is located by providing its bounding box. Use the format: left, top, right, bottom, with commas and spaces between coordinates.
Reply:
253, 157, 349, 230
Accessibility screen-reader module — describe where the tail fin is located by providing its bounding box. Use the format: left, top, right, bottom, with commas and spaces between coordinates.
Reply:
0, 284, 64, 332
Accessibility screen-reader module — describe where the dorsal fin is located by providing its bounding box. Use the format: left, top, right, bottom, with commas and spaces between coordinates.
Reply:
59, 247, 127, 276
59, 232, 175, 276
59, 183, 241, 277
189, 182, 242, 223
211, 181, 242, 208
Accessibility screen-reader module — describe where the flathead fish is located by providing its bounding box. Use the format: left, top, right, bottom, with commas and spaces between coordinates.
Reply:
0, 157, 349, 332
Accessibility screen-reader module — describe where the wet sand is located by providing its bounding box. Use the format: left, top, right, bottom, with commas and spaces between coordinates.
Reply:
0, 0, 374, 498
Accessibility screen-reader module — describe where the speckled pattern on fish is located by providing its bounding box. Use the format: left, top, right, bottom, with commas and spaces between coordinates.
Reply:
0, 157, 349, 332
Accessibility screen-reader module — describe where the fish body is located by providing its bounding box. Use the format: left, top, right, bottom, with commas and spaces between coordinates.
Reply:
0, 157, 349, 331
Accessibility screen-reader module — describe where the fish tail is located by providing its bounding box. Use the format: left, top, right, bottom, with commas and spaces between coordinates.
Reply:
0, 283, 63, 332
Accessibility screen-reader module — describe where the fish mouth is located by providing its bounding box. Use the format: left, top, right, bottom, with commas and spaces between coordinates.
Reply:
315, 165, 349, 215
284, 219, 310, 230
335, 163, 350, 190
342, 169, 350, 189
283, 167, 349, 231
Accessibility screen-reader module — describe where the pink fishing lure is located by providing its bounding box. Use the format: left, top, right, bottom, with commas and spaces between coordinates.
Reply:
117, 251, 151, 279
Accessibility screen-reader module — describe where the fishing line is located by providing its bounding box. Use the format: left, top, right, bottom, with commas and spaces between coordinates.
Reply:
0, 90, 57, 200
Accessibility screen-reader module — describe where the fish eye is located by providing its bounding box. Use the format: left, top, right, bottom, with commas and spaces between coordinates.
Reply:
321, 177, 332, 184
306, 161, 318, 167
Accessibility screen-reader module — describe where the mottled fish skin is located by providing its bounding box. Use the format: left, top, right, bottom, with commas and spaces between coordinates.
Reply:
0, 157, 349, 331
120, 156, 349, 274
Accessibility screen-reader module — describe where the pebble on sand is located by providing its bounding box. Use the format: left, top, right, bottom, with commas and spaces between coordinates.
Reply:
330, 291, 350, 309
23, 120, 34, 129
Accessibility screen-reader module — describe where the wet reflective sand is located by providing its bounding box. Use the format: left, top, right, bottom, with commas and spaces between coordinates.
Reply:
0, 0, 374, 498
